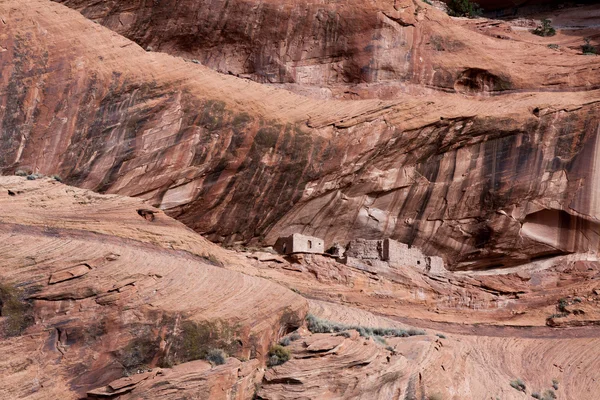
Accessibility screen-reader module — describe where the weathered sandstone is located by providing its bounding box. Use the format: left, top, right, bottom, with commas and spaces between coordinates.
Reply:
2, 0, 600, 270
0, 177, 307, 398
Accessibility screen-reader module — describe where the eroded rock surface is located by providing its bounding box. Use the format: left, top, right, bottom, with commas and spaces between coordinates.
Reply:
2, 0, 600, 270
0, 177, 307, 399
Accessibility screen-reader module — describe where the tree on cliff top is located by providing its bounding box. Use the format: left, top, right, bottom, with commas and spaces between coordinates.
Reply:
447, 0, 483, 18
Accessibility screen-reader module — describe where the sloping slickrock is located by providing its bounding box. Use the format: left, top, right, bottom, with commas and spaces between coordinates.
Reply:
0, 177, 307, 399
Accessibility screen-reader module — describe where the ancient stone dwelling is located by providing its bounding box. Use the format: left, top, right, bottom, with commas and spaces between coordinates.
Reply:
274, 233, 325, 255
345, 238, 446, 275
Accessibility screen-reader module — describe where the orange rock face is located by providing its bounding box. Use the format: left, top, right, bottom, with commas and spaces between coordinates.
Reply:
2, 0, 600, 270
1, 2, 600, 397
0, 177, 307, 398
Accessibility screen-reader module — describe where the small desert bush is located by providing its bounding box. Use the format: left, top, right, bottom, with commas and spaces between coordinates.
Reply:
306, 314, 425, 339
429, 394, 444, 400
446, 0, 482, 18
532, 19, 556, 37
582, 38, 597, 55
543, 389, 557, 400
14, 170, 28, 177
557, 298, 569, 313
436, 333, 447, 339
118, 335, 160, 372
0, 282, 34, 337
510, 378, 526, 392
279, 332, 301, 346
552, 379, 559, 390
267, 344, 290, 367
160, 319, 240, 368
206, 348, 227, 366
201, 253, 223, 267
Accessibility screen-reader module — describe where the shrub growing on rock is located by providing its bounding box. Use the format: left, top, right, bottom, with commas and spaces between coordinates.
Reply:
267, 344, 290, 367
582, 38, 597, 55
532, 19, 556, 37
206, 348, 227, 366
446, 0, 482, 18
0, 282, 34, 337
510, 378, 526, 392
543, 389, 557, 400
306, 314, 426, 339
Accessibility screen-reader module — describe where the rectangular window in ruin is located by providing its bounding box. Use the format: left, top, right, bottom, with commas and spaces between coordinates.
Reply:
308, 240, 312, 249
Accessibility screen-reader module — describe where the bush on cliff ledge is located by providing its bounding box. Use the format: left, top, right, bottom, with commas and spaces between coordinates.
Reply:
532, 19, 556, 37
446, 0, 483, 18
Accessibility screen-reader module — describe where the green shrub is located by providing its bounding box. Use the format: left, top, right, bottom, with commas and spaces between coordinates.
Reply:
510, 378, 526, 392
306, 314, 425, 339
118, 335, 160, 372
436, 333, 447, 339
14, 170, 28, 177
557, 298, 569, 313
446, 0, 483, 18
160, 319, 240, 367
268, 344, 290, 367
279, 336, 291, 346
582, 38, 597, 55
548, 312, 568, 319
532, 19, 556, 37
201, 253, 223, 267
552, 379, 559, 390
532, 392, 541, 399
543, 389, 557, 400
279, 332, 302, 346
206, 348, 227, 366
0, 282, 34, 337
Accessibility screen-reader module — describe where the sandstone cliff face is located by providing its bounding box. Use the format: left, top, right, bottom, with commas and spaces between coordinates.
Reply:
55, 0, 598, 92
2, 0, 600, 270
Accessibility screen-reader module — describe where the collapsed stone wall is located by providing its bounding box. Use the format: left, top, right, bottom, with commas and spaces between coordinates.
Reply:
344, 238, 446, 275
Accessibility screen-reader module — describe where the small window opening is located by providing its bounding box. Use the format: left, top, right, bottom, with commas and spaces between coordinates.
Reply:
417, 260, 421, 265
308, 240, 312, 249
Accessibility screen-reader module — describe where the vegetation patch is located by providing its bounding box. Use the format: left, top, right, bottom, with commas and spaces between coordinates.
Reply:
532, 19, 556, 37
510, 378, 526, 392
267, 344, 290, 367
200, 253, 223, 267
306, 314, 425, 342
118, 318, 241, 372
582, 38, 597, 55
205, 348, 227, 366
162, 319, 240, 367
279, 332, 301, 346
446, 0, 483, 18
0, 282, 35, 337
117, 334, 160, 373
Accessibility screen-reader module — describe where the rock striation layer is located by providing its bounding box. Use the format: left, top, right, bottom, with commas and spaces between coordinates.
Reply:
0, 176, 307, 399
1, 0, 600, 270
